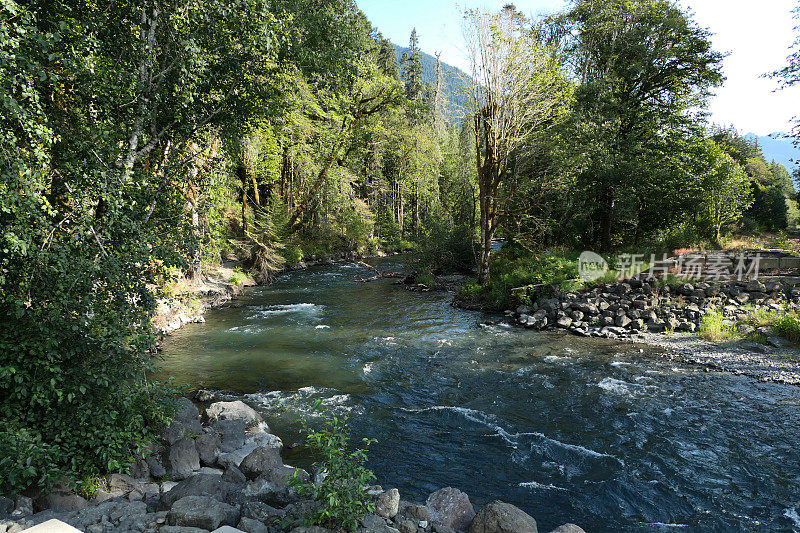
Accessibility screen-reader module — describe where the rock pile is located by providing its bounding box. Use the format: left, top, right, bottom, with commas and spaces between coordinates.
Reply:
1, 399, 584, 533
508, 279, 796, 339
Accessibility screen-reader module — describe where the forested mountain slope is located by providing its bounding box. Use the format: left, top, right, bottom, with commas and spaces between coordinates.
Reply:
394, 44, 469, 122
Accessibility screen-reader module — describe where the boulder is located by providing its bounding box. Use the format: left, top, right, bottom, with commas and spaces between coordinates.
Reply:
36, 490, 87, 512
161, 398, 204, 445
213, 419, 247, 453
196, 431, 222, 466
0, 495, 14, 517
468, 501, 537, 533
222, 465, 248, 484
240, 500, 286, 524
12, 495, 34, 518
67, 499, 148, 531
129, 458, 149, 480
362, 513, 388, 529
195, 389, 218, 402
146, 449, 168, 478
426, 488, 475, 532
160, 527, 210, 533
395, 518, 418, 533
239, 447, 283, 480
238, 517, 270, 533
169, 437, 201, 480
206, 401, 263, 425
167, 495, 240, 530
399, 501, 430, 522
160, 474, 240, 509
376, 488, 400, 519
548, 525, 585, 533
244, 465, 305, 506
555, 316, 572, 329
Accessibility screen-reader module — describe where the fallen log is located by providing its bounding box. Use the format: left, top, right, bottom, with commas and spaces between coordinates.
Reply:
353, 261, 404, 282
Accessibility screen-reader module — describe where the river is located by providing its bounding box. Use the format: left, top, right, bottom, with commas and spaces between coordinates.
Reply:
160, 257, 800, 532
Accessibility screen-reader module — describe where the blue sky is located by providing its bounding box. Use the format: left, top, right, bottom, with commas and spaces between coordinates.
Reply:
356, 0, 800, 136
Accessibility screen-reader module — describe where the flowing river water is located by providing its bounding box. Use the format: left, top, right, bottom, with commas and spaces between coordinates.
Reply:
160, 257, 800, 532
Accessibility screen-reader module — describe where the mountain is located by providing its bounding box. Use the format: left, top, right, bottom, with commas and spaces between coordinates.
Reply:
745, 132, 800, 174
394, 44, 470, 123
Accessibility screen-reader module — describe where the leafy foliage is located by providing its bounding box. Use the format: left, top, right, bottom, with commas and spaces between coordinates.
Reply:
289, 401, 376, 531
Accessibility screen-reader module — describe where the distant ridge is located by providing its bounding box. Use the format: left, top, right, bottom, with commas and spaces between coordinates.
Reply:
394, 44, 470, 123
745, 132, 800, 174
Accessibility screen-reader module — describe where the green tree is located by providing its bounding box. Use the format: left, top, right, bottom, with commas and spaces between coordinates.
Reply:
566, 0, 723, 250
464, 5, 572, 284
0, 0, 278, 491
700, 142, 753, 243
400, 29, 424, 100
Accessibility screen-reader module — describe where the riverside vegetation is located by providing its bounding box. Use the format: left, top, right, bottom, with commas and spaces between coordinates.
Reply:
5, 0, 800, 530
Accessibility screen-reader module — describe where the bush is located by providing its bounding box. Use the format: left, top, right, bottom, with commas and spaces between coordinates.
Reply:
417, 217, 475, 274
289, 401, 376, 531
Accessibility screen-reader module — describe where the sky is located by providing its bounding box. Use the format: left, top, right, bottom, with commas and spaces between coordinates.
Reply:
356, 0, 800, 136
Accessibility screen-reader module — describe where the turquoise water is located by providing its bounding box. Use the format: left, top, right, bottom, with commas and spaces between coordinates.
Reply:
160, 258, 800, 532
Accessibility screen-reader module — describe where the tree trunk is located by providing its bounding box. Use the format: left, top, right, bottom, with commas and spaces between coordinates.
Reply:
237, 165, 248, 233
598, 186, 614, 252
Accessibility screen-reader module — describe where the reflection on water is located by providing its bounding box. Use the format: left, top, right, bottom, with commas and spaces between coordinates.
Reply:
160, 258, 800, 532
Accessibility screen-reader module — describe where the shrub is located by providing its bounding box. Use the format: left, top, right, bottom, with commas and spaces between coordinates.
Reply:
416, 217, 475, 274
289, 401, 376, 531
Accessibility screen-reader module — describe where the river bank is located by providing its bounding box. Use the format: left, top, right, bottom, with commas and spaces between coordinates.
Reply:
154, 251, 405, 335
498, 277, 800, 386
0, 398, 584, 533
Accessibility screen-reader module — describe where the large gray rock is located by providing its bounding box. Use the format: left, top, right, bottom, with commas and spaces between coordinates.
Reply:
548, 525, 585, 533
36, 490, 87, 512
196, 432, 222, 466
399, 501, 429, 522
213, 419, 247, 453
67, 499, 148, 531
0, 495, 14, 517
168, 496, 240, 530
426, 488, 475, 532
169, 437, 201, 480
222, 465, 248, 484
244, 465, 305, 507
239, 447, 283, 480
206, 401, 263, 425
161, 398, 204, 445
360, 513, 399, 533
146, 449, 168, 478
469, 501, 536, 533
238, 516, 270, 533
160, 527, 210, 533
240, 500, 286, 524
160, 474, 240, 509
376, 488, 400, 519
12, 495, 34, 518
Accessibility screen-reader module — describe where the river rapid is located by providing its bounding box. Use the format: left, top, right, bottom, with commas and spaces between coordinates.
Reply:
160, 257, 800, 532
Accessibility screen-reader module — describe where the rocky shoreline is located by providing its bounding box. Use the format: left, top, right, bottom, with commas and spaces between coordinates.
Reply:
0, 398, 581, 533
501, 278, 800, 385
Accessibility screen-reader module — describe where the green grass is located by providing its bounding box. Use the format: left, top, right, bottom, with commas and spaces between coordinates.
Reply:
698, 311, 736, 341
772, 312, 800, 344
